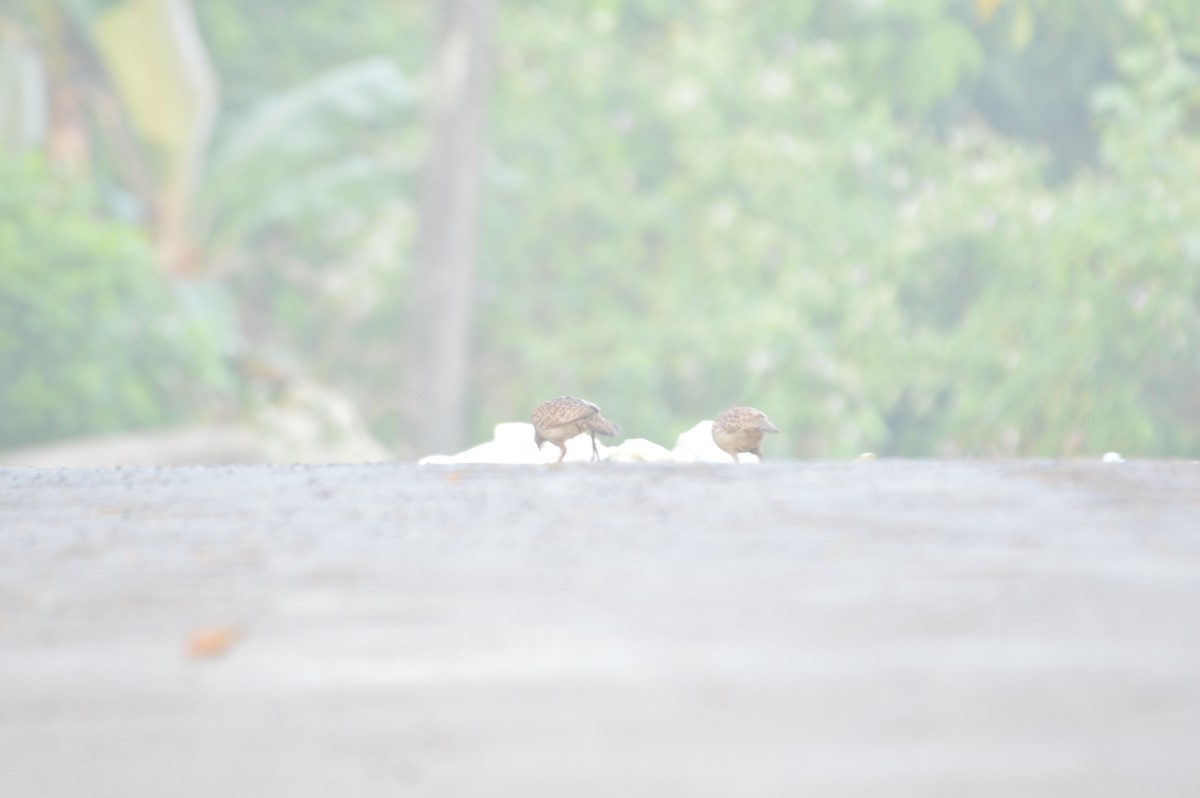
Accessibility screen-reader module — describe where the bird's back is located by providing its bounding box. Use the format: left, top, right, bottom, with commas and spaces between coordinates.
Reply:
532, 396, 595, 431
532, 396, 619, 442
714, 406, 777, 435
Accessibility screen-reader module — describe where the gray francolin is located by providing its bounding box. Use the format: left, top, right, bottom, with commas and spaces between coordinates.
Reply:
711, 407, 779, 462
531, 396, 621, 462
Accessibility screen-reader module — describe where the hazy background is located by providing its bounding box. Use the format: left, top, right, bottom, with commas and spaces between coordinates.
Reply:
1, 0, 1197, 463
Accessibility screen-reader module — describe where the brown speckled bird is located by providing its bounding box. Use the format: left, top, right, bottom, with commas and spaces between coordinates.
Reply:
532, 396, 621, 462
711, 407, 779, 462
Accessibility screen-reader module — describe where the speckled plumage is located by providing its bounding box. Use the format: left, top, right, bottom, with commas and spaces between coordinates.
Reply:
532, 396, 621, 462
711, 407, 779, 462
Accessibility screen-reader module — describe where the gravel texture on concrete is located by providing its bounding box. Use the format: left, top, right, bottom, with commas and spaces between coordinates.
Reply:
1, 460, 1199, 797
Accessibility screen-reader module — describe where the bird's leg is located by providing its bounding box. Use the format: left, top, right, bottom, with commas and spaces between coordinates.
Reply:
590, 432, 599, 462
753, 448, 764, 461
729, 452, 740, 463
556, 444, 567, 463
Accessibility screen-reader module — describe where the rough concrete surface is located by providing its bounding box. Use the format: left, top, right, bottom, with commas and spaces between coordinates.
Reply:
1, 459, 1199, 797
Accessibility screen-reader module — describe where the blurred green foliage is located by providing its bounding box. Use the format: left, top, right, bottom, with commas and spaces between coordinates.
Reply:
483, 1, 1200, 456
197, 0, 429, 114
196, 54, 421, 436
2, 0, 1198, 457
0, 155, 228, 449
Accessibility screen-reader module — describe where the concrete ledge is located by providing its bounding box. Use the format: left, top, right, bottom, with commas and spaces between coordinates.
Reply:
1, 460, 1198, 797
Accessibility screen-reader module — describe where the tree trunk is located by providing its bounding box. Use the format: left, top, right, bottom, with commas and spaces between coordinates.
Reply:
404, 0, 496, 456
